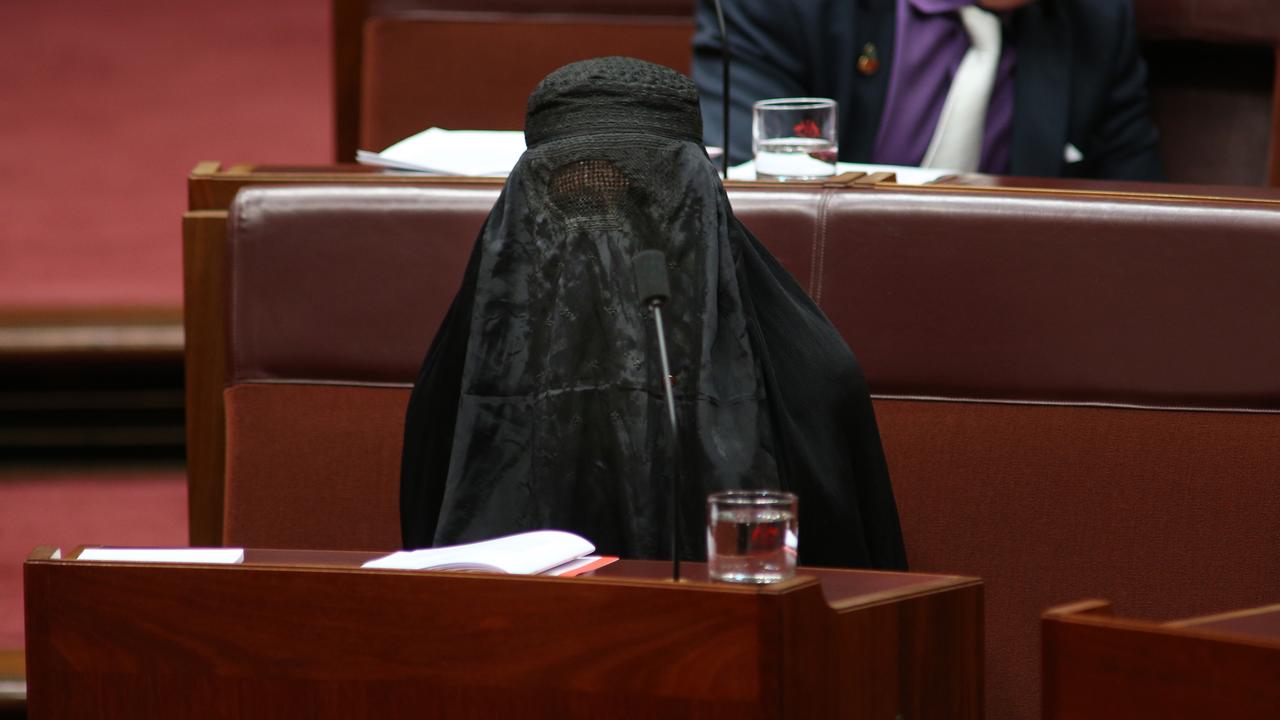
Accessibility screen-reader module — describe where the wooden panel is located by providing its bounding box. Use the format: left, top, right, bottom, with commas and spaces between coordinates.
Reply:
1043, 601, 1280, 720
24, 555, 980, 719
187, 162, 506, 210
0, 648, 23, 714
182, 211, 229, 546
0, 306, 181, 358
333, 0, 373, 163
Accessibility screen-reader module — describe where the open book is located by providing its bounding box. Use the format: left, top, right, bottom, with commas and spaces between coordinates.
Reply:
361, 530, 616, 577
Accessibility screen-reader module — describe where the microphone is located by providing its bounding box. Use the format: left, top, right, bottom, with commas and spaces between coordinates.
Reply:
712, 0, 731, 175
633, 249, 681, 582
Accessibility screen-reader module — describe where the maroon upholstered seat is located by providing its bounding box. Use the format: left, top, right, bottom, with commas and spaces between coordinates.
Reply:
224, 182, 1280, 720
334, 0, 694, 157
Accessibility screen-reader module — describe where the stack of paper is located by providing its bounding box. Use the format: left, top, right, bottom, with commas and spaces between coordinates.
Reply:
357, 127, 527, 176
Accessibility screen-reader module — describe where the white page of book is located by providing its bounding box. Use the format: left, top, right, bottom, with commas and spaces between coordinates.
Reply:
362, 530, 594, 575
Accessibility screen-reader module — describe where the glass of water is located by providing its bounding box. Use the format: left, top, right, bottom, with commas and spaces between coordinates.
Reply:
706, 490, 798, 584
752, 98, 838, 181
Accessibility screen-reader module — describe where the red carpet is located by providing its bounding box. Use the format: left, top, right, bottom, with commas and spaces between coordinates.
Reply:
0, 0, 331, 656
0, 465, 188, 649
0, 0, 330, 308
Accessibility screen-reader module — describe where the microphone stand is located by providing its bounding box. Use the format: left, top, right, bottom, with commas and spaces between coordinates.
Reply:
633, 250, 682, 582
650, 302, 681, 581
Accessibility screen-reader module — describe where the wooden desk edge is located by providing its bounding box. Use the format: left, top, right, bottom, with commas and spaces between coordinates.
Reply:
1167, 601, 1280, 629
28, 548, 976, 610
191, 161, 1280, 209
1044, 598, 1280, 650
829, 574, 982, 612
0, 648, 26, 708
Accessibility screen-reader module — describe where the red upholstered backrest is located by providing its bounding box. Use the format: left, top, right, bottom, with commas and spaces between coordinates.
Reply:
223, 383, 409, 551
878, 400, 1280, 720
359, 12, 693, 152
224, 183, 1280, 720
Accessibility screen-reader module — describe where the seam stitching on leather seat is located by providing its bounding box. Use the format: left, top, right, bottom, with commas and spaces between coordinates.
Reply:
811, 191, 831, 302
870, 393, 1280, 415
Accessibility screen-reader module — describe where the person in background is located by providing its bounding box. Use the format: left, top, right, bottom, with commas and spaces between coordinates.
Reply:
400, 57, 907, 570
693, 0, 1164, 180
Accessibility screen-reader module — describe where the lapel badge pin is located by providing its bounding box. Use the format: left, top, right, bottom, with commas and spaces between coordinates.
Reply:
857, 43, 880, 76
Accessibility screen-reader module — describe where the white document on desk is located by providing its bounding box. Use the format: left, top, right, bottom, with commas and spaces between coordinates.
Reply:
77, 547, 245, 564
357, 127, 527, 176
362, 530, 594, 575
359, 128, 952, 185
726, 160, 954, 185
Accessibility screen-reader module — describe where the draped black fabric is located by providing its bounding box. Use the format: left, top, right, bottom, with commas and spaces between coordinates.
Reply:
400, 57, 907, 569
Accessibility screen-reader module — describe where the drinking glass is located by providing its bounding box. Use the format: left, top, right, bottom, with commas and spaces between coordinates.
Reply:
751, 98, 839, 181
706, 490, 798, 584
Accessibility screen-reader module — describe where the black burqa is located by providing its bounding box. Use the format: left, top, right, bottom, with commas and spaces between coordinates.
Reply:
400, 57, 907, 570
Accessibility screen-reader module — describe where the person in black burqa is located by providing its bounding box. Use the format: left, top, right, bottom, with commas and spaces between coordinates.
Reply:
399, 56, 907, 570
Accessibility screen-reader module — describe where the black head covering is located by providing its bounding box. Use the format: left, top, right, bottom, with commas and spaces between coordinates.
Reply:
400, 57, 906, 569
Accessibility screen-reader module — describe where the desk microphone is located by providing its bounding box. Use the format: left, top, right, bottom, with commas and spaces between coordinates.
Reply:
633, 249, 681, 582
712, 0, 731, 175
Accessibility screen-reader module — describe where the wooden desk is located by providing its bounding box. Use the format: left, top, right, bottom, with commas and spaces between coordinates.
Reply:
1042, 599, 1280, 720
25, 547, 981, 718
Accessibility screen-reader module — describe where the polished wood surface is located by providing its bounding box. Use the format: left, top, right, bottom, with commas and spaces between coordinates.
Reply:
0, 306, 182, 359
25, 550, 981, 719
332, 0, 371, 163
182, 210, 229, 545
1168, 603, 1280, 641
935, 173, 1280, 204
1042, 599, 1280, 720
0, 648, 24, 713
186, 160, 503, 210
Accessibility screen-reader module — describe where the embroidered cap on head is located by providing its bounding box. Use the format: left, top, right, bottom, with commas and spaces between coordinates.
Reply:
524, 56, 703, 147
